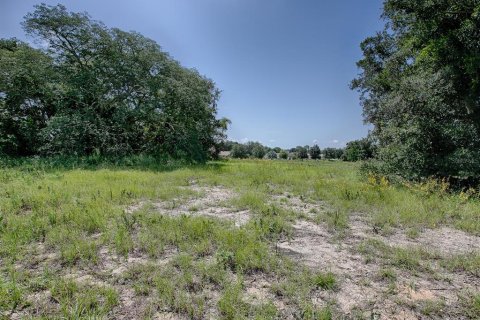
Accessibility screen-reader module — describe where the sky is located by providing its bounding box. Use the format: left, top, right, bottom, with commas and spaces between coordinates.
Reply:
0, 0, 385, 149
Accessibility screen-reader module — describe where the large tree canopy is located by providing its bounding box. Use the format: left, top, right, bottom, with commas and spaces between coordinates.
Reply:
0, 4, 228, 161
352, 0, 480, 181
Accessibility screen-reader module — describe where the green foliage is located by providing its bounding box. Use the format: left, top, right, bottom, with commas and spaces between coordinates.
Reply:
323, 147, 344, 160
50, 279, 118, 318
312, 272, 336, 290
0, 39, 56, 156
279, 150, 288, 159
231, 144, 249, 159
352, 0, 480, 181
265, 150, 277, 159
0, 269, 25, 312
460, 292, 480, 319
230, 141, 269, 159
218, 281, 248, 319
0, 4, 228, 161
310, 144, 321, 159
295, 146, 308, 159
251, 144, 266, 159
288, 152, 299, 160
343, 138, 375, 162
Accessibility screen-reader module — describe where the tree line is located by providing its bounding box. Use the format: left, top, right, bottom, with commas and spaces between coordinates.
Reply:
0, 4, 229, 162
219, 138, 375, 161
352, 0, 480, 184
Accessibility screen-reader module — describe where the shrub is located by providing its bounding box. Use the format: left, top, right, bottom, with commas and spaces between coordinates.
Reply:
265, 150, 277, 159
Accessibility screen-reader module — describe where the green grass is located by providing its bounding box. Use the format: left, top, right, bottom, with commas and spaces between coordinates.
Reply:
357, 238, 440, 272
460, 291, 480, 319
441, 252, 480, 277
312, 272, 337, 290
0, 158, 479, 318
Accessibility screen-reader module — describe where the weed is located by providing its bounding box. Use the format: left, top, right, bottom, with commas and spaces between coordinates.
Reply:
377, 268, 397, 282
218, 281, 248, 319
442, 252, 480, 277
417, 299, 445, 316
312, 272, 336, 290
300, 304, 333, 320
50, 278, 118, 318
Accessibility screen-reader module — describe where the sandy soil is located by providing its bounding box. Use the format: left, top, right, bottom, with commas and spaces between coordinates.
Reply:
10, 187, 479, 319
126, 185, 251, 227
276, 194, 480, 319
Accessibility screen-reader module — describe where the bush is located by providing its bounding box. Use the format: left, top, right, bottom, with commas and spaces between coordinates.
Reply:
265, 151, 277, 160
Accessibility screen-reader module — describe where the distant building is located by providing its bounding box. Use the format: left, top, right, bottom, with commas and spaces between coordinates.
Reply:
219, 151, 231, 158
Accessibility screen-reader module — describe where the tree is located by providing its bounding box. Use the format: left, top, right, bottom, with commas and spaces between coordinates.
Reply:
265, 150, 277, 159
310, 144, 321, 159
0, 39, 57, 155
343, 138, 376, 162
288, 152, 299, 160
279, 150, 288, 159
0, 4, 228, 161
218, 140, 237, 151
231, 144, 248, 159
251, 144, 266, 159
351, 0, 480, 181
324, 147, 344, 160
296, 146, 308, 159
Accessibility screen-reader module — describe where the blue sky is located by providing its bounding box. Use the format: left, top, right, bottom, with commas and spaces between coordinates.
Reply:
0, 0, 384, 149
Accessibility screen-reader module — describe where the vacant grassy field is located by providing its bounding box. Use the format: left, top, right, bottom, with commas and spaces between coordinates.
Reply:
0, 159, 479, 319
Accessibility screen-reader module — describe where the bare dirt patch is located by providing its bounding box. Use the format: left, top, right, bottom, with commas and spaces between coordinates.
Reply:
349, 213, 480, 256
276, 196, 480, 319
244, 274, 287, 310
277, 220, 384, 315
98, 246, 177, 277
126, 185, 251, 227
112, 286, 159, 320
10, 241, 179, 320
153, 311, 187, 319
278, 219, 470, 318
271, 193, 331, 218
388, 227, 479, 256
